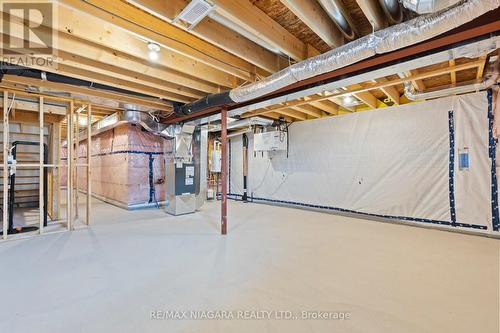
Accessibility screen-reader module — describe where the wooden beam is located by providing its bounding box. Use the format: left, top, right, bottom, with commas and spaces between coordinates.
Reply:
291, 105, 323, 118
86, 105, 91, 226
3, 91, 9, 239
355, 0, 387, 30
449, 60, 457, 84
52, 122, 61, 220
476, 56, 487, 79
350, 84, 378, 109
61, 0, 256, 81
212, 0, 308, 60
265, 112, 293, 122
280, 0, 343, 48
405, 70, 426, 91
375, 78, 400, 105
127, 0, 281, 73
0, 109, 64, 123
2, 9, 231, 91
275, 108, 307, 121
306, 99, 339, 115
39, 97, 45, 234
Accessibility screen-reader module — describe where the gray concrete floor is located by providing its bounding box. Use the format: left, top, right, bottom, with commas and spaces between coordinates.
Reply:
0, 198, 498, 333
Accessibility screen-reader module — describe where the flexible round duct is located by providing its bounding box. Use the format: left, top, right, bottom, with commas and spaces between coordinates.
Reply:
317, 0, 357, 40
378, 0, 403, 24
174, 0, 499, 115
401, 0, 462, 14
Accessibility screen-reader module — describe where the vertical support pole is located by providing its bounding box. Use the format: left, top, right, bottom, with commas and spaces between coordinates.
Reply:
3, 91, 9, 240
221, 107, 228, 235
86, 104, 91, 226
67, 102, 73, 230
39, 97, 44, 234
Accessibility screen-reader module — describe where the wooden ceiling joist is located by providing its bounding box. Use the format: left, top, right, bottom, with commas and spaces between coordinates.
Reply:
60, 0, 257, 81
349, 84, 378, 109
50, 5, 235, 89
275, 108, 308, 121
307, 99, 339, 115
374, 78, 400, 105
291, 105, 323, 118
211, 0, 314, 60
126, 0, 282, 74
279, 0, 343, 48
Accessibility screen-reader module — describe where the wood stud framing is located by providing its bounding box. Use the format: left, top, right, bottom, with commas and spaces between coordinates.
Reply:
0, 90, 89, 240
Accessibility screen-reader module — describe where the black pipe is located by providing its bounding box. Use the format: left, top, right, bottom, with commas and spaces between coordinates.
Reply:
173, 92, 233, 116
8, 141, 48, 233
0, 62, 173, 103
242, 133, 248, 202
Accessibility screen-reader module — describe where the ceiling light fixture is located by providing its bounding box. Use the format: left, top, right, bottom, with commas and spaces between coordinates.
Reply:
148, 42, 161, 61
343, 94, 354, 105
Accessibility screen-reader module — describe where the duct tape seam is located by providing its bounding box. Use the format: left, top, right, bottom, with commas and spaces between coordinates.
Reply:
448, 110, 457, 226
488, 89, 500, 231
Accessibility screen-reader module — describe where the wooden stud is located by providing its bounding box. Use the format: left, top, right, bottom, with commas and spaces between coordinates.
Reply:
51, 122, 61, 220
476, 56, 487, 80
449, 60, 457, 84
67, 102, 73, 230
74, 108, 80, 221
3, 91, 9, 239
39, 97, 44, 234
86, 104, 91, 226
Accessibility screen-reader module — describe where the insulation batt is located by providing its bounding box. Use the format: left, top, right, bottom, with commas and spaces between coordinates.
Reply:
229, 0, 499, 103
60, 124, 173, 207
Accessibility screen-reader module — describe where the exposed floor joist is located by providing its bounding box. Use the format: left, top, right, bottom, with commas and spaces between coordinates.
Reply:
61, 0, 257, 81
126, 0, 282, 74
279, 0, 343, 48
211, 0, 316, 60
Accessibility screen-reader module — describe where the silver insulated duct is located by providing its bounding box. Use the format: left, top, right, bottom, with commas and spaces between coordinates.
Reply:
401, 0, 462, 14
378, 0, 403, 24
228, 0, 499, 104
317, 0, 358, 40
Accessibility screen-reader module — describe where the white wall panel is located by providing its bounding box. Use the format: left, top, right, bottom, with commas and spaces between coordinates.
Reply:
229, 91, 497, 235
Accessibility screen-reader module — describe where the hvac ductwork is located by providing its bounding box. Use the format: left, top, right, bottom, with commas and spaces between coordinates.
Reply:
401, 0, 462, 14
317, 0, 358, 40
78, 110, 178, 141
404, 72, 499, 100
378, 0, 403, 24
174, 0, 499, 116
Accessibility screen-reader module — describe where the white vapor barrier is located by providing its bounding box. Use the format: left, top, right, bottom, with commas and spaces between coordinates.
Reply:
228, 91, 497, 235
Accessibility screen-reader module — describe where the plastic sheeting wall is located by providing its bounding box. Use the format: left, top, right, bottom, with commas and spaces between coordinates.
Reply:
229, 91, 498, 235
61, 124, 173, 209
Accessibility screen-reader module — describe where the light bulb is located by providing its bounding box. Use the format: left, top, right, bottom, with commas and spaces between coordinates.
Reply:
148, 50, 160, 61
